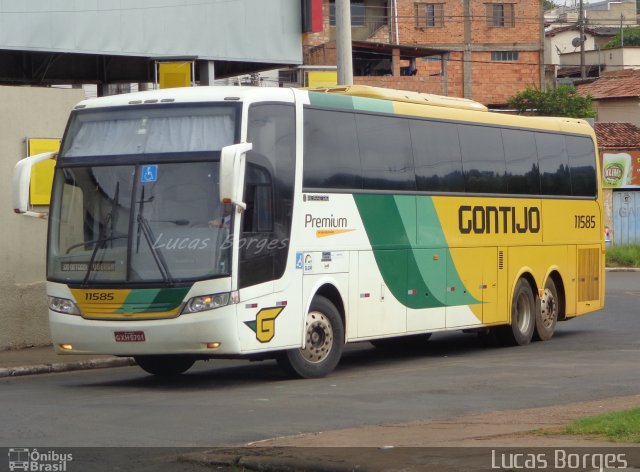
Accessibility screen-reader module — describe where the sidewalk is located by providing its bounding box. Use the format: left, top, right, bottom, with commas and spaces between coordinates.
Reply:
0, 345, 134, 377
182, 396, 640, 471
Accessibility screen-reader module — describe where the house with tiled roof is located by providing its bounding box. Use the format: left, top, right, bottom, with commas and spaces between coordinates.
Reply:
594, 122, 640, 245
577, 70, 640, 127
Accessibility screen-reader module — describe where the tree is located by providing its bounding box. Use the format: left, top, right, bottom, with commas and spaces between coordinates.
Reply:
508, 85, 595, 118
604, 26, 640, 48
543, 0, 557, 10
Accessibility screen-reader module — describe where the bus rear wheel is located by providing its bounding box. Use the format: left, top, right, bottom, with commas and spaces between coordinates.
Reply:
497, 278, 535, 346
277, 296, 344, 379
536, 278, 559, 341
134, 355, 195, 376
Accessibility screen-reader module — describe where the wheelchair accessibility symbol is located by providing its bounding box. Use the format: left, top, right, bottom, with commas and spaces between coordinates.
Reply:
141, 165, 158, 183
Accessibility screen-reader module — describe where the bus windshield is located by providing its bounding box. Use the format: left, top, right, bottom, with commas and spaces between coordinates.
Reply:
48, 104, 239, 285
48, 162, 233, 285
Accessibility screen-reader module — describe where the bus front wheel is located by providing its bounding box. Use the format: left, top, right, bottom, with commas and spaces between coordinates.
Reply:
277, 296, 344, 379
134, 355, 195, 376
497, 278, 536, 346
536, 278, 559, 341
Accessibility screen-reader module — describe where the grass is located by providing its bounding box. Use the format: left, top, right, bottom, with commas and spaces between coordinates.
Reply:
606, 244, 640, 268
565, 408, 640, 443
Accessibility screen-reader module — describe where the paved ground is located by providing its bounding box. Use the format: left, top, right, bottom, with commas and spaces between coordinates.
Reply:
1, 345, 639, 471
2, 268, 639, 470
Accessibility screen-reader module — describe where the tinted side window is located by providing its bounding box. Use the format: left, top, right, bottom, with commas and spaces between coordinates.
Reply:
459, 124, 507, 193
303, 108, 362, 189
536, 133, 571, 195
356, 113, 416, 191
242, 104, 295, 288
502, 129, 540, 195
410, 120, 464, 192
566, 136, 597, 197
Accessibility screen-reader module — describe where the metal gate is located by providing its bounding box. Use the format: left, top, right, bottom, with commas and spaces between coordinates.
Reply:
613, 190, 640, 244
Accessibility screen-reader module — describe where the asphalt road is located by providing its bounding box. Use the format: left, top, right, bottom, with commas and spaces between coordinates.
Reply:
1, 272, 639, 448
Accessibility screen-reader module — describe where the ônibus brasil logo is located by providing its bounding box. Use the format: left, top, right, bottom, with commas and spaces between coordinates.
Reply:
8, 448, 73, 471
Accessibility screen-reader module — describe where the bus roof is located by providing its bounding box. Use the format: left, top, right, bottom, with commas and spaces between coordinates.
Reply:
308, 85, 596, 139
310, 85, 489, 112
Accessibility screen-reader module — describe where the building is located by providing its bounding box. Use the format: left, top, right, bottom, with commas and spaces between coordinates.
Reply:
544, 0, 638, 84
577, 69, 640, 126
594, 122, 640, 245
300, 0, 544, 106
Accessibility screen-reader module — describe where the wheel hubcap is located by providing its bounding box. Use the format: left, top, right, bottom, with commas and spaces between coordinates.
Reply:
301, 311, 333, 363
540, 288, 557, 328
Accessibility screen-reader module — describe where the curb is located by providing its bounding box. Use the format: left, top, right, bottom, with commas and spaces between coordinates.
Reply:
0, 357, 136, 378
606, 267, 640, 272
180, 450, 370, 472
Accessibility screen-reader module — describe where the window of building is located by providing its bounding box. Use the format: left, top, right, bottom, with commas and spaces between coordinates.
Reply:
486, 3, 515, 27
491, 51, 519, 61
415, 3, 444, 27
329, 1, 366, 27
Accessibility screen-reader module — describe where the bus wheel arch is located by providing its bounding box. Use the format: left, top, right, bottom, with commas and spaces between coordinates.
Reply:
277, 293, 344, 378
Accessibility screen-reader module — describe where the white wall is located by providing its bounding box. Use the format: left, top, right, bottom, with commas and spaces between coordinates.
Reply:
0, 86, 85, 350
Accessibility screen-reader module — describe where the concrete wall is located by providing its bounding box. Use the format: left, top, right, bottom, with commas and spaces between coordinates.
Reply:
593, 98, 640, 127
0, 86, 85, 350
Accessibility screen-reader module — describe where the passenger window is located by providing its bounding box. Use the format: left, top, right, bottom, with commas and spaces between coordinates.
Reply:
459, 124, 507, 194
303, 108, 362, 189
356, 114, 416, 191
536, 133, 571, 195
566, 136, 597, 197
502, 129, 540, 195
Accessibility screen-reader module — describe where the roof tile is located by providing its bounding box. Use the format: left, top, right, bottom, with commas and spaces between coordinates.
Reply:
577, 70, 640, 100
595, 122, 640, 148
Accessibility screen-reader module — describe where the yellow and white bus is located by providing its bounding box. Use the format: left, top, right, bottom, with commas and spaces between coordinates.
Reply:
13, 85, 605, 378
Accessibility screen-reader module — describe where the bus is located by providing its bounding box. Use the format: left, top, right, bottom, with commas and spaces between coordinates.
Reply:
13, 85, 605, 378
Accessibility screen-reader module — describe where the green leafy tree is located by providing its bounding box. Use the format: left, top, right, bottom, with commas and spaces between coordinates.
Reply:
543, 0, 557, 10
604, 26, 640, 48
508, 85, 595, 118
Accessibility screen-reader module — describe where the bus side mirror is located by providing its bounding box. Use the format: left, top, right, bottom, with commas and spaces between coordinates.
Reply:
12, 151, 57, 218
220, 143, 252, 211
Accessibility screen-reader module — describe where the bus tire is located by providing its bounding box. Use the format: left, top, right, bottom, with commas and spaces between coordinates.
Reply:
277, 296, 344, 379
536, 278, 559, 341
497, 278, 536, 346
134, 355, 195, 376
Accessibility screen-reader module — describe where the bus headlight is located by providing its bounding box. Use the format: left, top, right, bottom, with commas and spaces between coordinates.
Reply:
48, 296, 81, 315
183, 293, 230, 314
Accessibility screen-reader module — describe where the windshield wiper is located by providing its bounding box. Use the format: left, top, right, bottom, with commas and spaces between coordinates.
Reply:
66, 235, 126, 254
136, 213, 174, 285
82, 182, 120, 286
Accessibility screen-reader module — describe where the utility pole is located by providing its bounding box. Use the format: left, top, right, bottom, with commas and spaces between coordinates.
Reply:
579, 0, 586, 79
336, 0, 353, 85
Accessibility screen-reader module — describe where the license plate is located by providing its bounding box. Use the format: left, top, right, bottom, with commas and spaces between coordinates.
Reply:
114, 331, 146, 342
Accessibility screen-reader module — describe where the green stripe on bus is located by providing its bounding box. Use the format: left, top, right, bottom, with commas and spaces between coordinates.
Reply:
116, 287, 190, 313
308, 92, 355, 110
352, 96, 394, 113
353, 194, 478, 309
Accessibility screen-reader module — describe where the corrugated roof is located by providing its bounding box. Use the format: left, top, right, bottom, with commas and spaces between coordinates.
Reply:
577, 70, 640, 99
595, 122, 640, 148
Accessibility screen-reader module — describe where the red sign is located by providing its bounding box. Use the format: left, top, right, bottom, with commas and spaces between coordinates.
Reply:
114, 331, 146, 342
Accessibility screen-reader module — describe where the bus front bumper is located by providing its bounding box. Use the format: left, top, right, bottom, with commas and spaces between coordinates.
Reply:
49, 307, 240, 356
